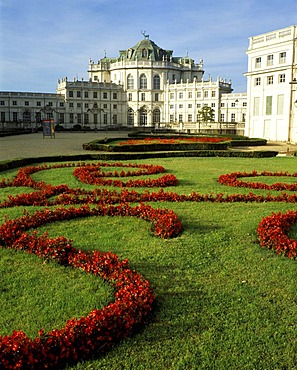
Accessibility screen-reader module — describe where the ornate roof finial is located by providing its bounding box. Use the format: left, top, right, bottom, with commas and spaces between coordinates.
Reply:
141, 30, 149, 39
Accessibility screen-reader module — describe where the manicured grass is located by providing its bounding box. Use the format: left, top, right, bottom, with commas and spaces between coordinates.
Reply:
0, 156, 297, 369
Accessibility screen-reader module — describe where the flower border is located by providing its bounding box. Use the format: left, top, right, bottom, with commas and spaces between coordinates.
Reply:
218, 170, 297, 191
1, 161, 297, 368
0, 201, 184, 368
257, 211, 297, 259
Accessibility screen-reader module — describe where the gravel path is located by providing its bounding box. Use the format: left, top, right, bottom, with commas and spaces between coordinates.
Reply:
0, 132, 129, 161
0, 132, 296, 162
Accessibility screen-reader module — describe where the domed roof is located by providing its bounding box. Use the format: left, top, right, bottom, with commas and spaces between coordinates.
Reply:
119, 34, 173, 62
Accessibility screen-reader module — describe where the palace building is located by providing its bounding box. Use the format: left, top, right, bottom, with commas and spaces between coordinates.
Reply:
0, 34, 246, 134
245, 25, 297, 143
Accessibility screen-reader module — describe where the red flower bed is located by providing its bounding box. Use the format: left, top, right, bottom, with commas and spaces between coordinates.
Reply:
0, 228, 155, 369
218, 170, 297, 191
1, 160, 297, 368
118, 137, 231, 145
257, 211, 297, 259
73, 162, 178, 187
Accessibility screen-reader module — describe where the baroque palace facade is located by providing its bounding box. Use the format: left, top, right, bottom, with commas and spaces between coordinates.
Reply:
0, 34, 246, 134
245, 25, 297, 143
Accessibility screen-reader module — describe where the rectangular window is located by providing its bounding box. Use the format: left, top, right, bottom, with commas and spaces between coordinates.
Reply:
188, 114, 192, 122
267, 54, 273, 66
12, 101, 17, 106
211, 91, 216, 98
77, 91, 81, 98
197, 104, 201, 108
1, 112, 5, 121
188, 104, 192, 108
220, 113, 225, 122
254, 97, 260, 116
93, 92, 98, 99
255, 57, 261, 68
84, 91, 88, 98
141, 93, 145, 101
170, 104, 174, 109
188, 92, 192, 99
255, 77, 261, 86
277, 94, 284, 115
279, 52, 286, 64
36, 101, 41, 106
170, 93, 174, 99
172, 74, 176, 81
25, 101, 29, 106
59, 102, 64, 107
85, 103, 89, 108
103, 92, 107, 99
48, 102, 53, 106
113, 104, 117, 109
77, 103, 81, 108
204, 91, 208, 98
59, 113, 64, 124
267, 76, 274, 85
84, 113, 89, 124
70, 113, 74, 123
231, 113, 236, 122
77, 113, 82, 124
243, 102, 247, 107
69, 91, 73, 98
170, 114, 174, 122
179, 92, 183, 99
266, 96, 272, 115
231, 102, 236, 107
69, 103, 74, 108
178, 114, 183, 123
113, 92, 117, 99
279, 74, 285, 83
103, 113, 107, 125
13, 112, 18, 121
112, 114, 117, 124
179, 104, 183, 109
154, 93, 159, 101
128, 93, 132, 101
211, 103, 215, 108
197, 91, 201, 98
103, 104, 107, 109
221, 102, 225, 108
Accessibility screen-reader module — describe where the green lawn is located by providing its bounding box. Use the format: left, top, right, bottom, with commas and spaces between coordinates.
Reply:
1, 156, 297, 369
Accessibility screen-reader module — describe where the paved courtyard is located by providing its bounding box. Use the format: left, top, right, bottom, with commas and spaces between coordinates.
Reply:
0, 131, 129, 161
0, 131, 296, 162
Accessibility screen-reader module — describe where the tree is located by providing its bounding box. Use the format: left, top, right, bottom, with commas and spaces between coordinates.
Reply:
198, 106, 215, 123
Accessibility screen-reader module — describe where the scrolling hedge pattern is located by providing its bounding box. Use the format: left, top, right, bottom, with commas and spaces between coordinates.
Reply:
0, 162, 296, 369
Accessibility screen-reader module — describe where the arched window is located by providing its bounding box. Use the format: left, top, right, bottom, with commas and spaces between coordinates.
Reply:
139, 107, 147, 125
127, 74, 134, 90
139, 74, 147, 89
153, 108, 161, 124
153, 75, 160, 90
127, 108, 134, 126
23, 111, 31, 123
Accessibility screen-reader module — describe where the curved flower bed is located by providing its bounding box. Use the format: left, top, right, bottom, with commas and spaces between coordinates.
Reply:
0, 162, 184, 368
218, 170, 297, 191
257, 211, 297, 259
1, 161, 297, 368
118, 137, 231, 145
0, 222, 155, 369
73, 163, 178, 187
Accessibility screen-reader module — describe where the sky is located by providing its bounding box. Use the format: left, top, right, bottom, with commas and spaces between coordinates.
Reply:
1, 0, 296, 93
